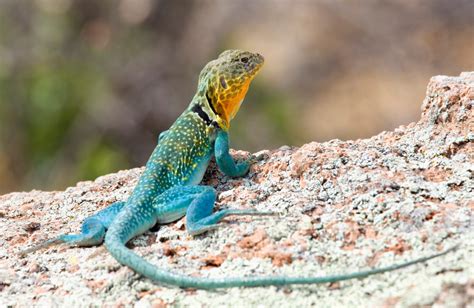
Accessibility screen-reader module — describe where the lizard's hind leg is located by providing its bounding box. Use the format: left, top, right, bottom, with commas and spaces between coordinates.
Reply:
184, 186, 276, 236
19, 201, 125, 256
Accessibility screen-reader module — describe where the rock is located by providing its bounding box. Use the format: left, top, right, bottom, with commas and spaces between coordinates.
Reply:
0, 73, 473, 307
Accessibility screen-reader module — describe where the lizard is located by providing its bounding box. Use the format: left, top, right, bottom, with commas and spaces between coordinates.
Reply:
20, 49, 458, 289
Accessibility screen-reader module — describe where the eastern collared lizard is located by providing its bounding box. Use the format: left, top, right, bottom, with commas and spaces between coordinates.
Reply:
20, 50, 458, 289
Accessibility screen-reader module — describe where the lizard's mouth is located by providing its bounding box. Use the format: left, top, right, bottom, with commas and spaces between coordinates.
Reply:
245, 53, 264, 76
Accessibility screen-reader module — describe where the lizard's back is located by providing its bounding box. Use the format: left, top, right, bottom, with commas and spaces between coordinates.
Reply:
127, 110, 214, 207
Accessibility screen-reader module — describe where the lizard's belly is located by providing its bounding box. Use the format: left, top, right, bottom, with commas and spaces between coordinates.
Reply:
184, 153, 212, 186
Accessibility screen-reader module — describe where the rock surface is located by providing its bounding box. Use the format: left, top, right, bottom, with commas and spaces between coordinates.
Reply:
1, 73, 473, 307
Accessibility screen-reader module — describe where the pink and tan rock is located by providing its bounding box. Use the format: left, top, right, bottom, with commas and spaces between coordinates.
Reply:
1, 73, 473, 307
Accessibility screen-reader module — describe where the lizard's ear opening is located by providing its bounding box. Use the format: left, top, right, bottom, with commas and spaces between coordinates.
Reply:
219, 76, 228, 89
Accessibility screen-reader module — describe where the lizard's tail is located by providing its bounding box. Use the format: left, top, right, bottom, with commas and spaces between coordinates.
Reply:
105, 229, 459, 289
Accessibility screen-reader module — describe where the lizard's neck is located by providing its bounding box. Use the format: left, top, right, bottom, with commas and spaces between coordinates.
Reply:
187, 90, 225, 131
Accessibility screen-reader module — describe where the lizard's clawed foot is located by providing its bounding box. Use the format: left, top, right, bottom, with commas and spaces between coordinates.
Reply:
249, 153, 269, 164
226, 209, 279, 217
18, 237, 63, 257
188, 223, 222, 236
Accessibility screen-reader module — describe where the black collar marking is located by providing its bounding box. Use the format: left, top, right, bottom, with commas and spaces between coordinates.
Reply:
206, 92, 219, 117
191, 103, 217, 127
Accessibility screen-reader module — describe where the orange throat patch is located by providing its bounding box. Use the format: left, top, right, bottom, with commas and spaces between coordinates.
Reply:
218, 80, 250, 129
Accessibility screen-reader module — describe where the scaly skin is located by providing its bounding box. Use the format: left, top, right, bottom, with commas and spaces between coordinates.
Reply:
20, 50, 458, 289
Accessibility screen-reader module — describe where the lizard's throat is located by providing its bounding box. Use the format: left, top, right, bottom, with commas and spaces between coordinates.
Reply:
215, 81, 250, 129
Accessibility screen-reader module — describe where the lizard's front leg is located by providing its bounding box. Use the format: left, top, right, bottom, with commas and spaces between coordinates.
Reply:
214, 130, 252, 178
157, 130, 168, 144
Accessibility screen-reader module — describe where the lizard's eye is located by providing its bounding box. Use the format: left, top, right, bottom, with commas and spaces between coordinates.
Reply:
240, 57, 249, 63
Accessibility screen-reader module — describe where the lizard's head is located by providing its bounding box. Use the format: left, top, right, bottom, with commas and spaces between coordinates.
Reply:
198, 50, 264, 130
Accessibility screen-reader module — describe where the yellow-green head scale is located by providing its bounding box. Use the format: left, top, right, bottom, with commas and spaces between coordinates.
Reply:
197, 50, 264, 130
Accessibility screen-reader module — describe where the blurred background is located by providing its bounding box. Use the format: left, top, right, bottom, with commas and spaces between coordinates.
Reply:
0, 0, 473, 194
